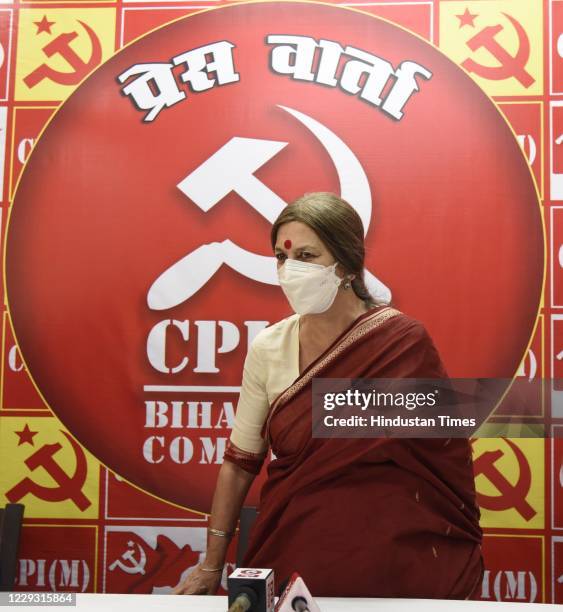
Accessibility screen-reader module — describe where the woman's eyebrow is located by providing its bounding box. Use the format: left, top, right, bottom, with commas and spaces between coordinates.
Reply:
274, 243, 320, 253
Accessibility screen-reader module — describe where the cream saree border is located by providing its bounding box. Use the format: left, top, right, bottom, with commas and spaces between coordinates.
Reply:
264, 306, 401, 441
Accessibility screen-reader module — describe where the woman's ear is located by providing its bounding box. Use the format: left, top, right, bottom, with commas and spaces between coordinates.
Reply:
334, 262, 346, 278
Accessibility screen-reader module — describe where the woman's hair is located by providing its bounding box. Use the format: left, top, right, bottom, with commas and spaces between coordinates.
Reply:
270, 192, 383, 308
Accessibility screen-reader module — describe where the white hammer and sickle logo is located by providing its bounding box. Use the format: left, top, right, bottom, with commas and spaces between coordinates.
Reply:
147, 104, 391, 310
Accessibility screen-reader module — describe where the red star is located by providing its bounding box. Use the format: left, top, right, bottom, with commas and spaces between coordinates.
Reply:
15, 423, 38, 446
456, 8, 478, 28
33, 15, 55, 35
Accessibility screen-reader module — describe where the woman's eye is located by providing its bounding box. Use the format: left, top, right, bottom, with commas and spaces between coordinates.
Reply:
275, 253, 286, 262
299, 252, 312, 259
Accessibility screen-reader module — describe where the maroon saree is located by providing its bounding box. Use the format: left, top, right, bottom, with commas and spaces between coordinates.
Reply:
231, 306, 484, 599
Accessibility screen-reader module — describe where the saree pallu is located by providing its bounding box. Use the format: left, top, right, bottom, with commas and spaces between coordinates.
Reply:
239, 307, 484, 599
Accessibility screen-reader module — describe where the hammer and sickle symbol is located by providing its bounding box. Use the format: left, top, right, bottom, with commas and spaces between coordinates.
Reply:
147, 105, 392, 310
24, 20, 102, 88
462, 13, 534, 88
6, 430, 91, 511
473, 438, 536, 521
109, 541, 147, 575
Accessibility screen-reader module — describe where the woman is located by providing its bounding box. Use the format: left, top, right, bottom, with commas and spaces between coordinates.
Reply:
173, 192, 484, 599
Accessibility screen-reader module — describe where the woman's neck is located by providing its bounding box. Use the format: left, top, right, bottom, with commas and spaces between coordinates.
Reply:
299, 293, 371, 341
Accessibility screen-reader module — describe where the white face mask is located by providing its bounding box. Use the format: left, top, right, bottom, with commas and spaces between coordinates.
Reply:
277, 258, 342, 315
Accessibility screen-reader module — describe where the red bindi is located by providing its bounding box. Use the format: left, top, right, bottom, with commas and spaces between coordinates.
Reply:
284, 239, 292, 249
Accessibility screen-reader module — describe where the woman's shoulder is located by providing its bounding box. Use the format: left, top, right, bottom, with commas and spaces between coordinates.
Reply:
375, 306, 434, 340
250, 313, 299, 351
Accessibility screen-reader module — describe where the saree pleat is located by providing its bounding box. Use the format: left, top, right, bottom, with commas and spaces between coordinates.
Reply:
242, 307, 484, 599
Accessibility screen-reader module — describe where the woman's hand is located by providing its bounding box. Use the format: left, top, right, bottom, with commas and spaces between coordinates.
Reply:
171, 461, 256, 595
172, 564, 224, 595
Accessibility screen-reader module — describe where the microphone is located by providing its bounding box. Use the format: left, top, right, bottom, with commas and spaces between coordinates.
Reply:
228, 568, 275, 612
275, 573, 321, 612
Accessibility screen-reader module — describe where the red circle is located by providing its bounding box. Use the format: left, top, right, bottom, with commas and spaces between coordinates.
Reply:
5, 2, 543, 512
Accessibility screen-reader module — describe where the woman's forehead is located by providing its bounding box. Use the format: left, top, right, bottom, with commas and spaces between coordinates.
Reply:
276, 221, 322, 246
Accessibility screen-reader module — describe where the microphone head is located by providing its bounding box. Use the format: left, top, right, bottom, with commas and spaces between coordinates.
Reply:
275, 573, 321, 612
228, 568, 275, 612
